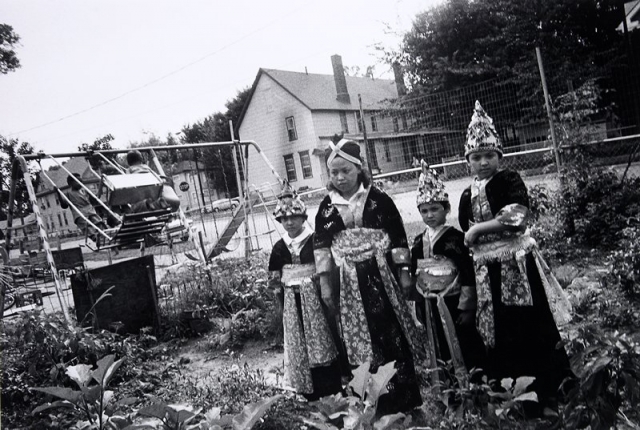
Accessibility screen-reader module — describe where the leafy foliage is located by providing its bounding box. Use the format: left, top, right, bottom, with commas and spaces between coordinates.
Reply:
562, 325, 640, 430
180, 87, 251, 197
0, 23, 21, 74
32, 354, 127, 430
0, 135, 37, 220
385, 0, 623, 97
1, 310, 157, 427
304, 361, 419, 430
528, 80, 640, 254
609, 223, 640, 300
159, 253, 278, 344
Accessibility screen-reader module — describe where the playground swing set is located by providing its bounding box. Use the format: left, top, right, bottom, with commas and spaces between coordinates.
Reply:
2, 140, 289, 322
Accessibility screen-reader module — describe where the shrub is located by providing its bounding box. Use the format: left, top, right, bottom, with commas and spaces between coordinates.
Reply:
559, 149, 640, 250
562, 325, 640, 430
610, 223, 640, 300
158, 253, 279, 343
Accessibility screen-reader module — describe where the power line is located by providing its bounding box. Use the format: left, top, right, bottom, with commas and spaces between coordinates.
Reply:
31, 47, 334, 147
8, 4, 310, 137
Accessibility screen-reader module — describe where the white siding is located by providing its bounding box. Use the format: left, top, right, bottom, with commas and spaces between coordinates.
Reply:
240, 74, 322, 190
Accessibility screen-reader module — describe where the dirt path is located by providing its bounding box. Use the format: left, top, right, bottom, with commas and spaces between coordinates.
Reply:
175, 338, 286, 389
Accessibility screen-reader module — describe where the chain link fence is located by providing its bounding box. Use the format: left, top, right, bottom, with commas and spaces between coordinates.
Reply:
7, 50, 640, 321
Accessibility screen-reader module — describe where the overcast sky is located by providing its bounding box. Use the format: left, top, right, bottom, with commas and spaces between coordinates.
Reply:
1, 0, 442, 155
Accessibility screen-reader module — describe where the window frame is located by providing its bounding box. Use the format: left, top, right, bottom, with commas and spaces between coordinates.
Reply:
367, 140, 379, 171
283, 154, 298, 182
298, 150, 313, 179
339, 111, 349, 134
370, 116, 378, 132
383, 140, 391, 162
285, 116, 298, 142
355, 111, 363, 133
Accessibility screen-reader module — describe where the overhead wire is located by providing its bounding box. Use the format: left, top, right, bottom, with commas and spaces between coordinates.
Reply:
7, 3, 312, 138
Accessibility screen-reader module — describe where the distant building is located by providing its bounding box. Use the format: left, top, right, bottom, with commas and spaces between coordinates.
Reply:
36, 157, 100, 236
237, 55, 449, 190
170, 160, 219, 212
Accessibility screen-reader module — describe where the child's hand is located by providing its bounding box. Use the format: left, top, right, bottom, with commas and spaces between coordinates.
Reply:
464, 226, 480, 247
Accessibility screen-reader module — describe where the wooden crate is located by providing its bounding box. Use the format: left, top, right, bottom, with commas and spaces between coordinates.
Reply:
70, 255, 159, 334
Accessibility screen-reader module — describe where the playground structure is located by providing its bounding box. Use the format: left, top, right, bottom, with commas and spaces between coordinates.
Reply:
1, 140, 290, 322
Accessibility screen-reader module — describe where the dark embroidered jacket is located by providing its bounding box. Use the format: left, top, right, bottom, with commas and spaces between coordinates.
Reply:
314, 187, 409, 263
459, 169, 530, 229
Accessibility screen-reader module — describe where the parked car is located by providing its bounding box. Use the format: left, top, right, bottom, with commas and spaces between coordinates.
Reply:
209, 198, 240, 212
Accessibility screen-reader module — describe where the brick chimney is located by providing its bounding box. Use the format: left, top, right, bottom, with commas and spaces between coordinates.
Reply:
331, 55, 350, 103
392, 62, 407, 97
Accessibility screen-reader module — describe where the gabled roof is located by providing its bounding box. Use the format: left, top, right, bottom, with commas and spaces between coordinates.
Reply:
237, 68, 398, 131
618, 0, 640, 32
38, 157, 95, 192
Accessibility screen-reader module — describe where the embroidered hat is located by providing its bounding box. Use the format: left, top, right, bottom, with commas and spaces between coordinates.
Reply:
416, 160, 448, 206
273, 181, 307, 221
326, 139, 363, 167
464, 100, 503, 159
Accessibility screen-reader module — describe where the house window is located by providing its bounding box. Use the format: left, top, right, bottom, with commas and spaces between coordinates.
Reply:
370, 116, 378, 132
383, 140, 391, 162
355, 111, 363, 133
299, 151, 313, 179
49, 215, 54, 229
339, 111, 349, 133
46, 198, 50, 208
285, 116, 298, 141
55, 195, 60, 206
401, 114, 408, 130
393, 117, 399, 133
57, 213, 63, 227
284, 154, 297, 182
367, 140, 379, 171
63, 212, 69, 226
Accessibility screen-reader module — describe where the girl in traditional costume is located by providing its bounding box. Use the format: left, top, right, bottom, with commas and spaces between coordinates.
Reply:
459, 101, 573, 415
314, 139, 425, 414
410, 161, 486, 386
268, 183, 342, 401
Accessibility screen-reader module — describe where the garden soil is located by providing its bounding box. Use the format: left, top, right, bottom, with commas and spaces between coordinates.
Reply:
176, 338, 287, 390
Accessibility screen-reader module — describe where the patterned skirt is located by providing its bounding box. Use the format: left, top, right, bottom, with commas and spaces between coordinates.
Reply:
281, 264, 338, 396
331, 228, 425, 414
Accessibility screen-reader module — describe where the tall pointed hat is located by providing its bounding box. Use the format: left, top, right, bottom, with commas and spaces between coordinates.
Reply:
273, 180, 307, 221
416, 160, 448, 207
464, 100, 503, 158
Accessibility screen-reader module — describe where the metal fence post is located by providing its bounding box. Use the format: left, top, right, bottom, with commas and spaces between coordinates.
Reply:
536, 47, 562, 175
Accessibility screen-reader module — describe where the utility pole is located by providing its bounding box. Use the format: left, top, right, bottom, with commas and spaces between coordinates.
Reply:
536, 47, 562, 174
358, 94, 374, 173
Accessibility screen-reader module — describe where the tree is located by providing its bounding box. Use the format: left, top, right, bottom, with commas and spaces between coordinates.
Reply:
181, 87, 252, 197
0, 24, 21, 75
393, 0, 623, 93
128, 132, 184, 173
0, 135, 37, 221
78, 134, 121, 171
382, 0, 625, 131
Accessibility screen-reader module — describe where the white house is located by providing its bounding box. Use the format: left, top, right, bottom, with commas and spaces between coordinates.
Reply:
237, 55, 420, 191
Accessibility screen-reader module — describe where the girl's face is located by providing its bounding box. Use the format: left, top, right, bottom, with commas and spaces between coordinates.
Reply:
418, 202, 448, 228
328, 156, 361, 196
467, 150, 500, 179
281, 215, 306, 238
